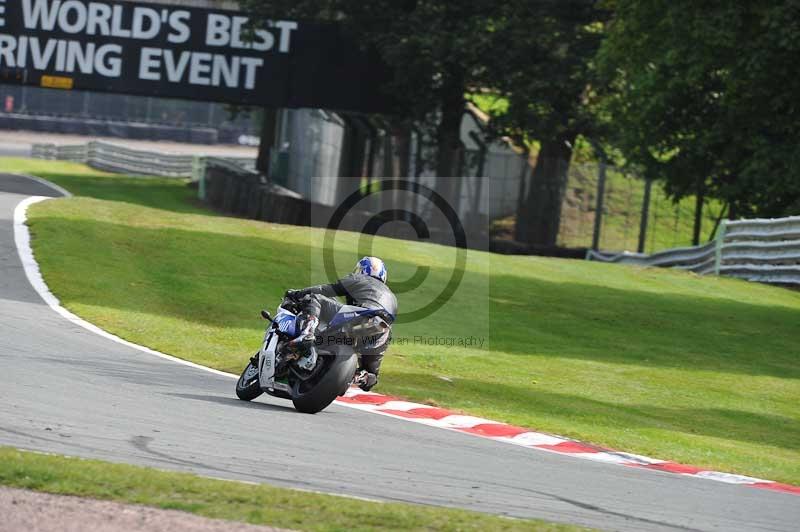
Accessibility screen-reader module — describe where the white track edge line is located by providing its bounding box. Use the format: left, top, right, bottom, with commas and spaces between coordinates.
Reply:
13, 194, 236, 380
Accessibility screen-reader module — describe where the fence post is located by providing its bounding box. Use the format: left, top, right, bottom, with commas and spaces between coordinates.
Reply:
588, 139, 608, 251
592, 158, 607, 251
713, 220, 727, 275
193, 156, 207, 200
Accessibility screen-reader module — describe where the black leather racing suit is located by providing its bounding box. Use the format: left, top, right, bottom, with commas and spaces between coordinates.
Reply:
291, 274, 397, 384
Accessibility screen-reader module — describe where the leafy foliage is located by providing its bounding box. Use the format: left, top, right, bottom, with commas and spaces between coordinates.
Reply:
240, 2, 607, 187
479, 2, 608, 148
599, 0, 800, 217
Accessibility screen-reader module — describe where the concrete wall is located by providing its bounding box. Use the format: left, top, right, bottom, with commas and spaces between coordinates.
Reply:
281, 109, 345, 206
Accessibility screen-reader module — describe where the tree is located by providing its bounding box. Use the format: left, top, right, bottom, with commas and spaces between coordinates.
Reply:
239, 0, 497, 201
480, 1, 609, 247
240, 1, 609, 246
598, 0, 800, 224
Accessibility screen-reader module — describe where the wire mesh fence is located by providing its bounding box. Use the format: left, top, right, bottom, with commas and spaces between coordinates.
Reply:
557, 162, 724, 253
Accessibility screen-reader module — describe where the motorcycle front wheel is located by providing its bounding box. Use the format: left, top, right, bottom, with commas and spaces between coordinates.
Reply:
235, 355, 263, 401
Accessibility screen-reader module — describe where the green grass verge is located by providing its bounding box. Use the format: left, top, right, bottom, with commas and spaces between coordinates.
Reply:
2, 158, 211, 215
5, 158, 800, 486
0, 448, 580, 531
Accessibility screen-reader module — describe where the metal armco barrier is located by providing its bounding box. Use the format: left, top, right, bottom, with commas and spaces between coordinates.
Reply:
32, 141, 255, 178
1, 112, 219, 144
587, 215, 800, 285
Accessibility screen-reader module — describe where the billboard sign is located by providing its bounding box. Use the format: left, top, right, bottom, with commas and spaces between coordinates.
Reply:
0, 0, 393, 112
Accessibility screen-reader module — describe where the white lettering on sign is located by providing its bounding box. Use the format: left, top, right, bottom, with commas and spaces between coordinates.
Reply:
163, 49, 191, 82
86, 2, 111, 35
240, 57, 262, 89
0, 34, 122, 77
205, 13, 296, 52
22, 0, 59, 31
188, 52, 211, 85
167, 11, 190, 44
273, 20, 298, 52
66, 40, 94, 72
58, 1, 88, 34
138, 47, 160, 80
4, 0, 299, 91
205, 13, 229, 47
30, 37, 56, 69
0, 35, 15, 66
131, 8, 160, 40
110, 5, 130, 38
138, 48, 264, 89
21, 0, 298, 51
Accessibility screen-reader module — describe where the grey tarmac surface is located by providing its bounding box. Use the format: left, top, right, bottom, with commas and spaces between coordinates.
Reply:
0, 173, 798, 531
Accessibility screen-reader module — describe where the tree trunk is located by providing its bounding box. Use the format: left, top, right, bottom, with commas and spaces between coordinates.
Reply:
256, 108, 277, 176
637, 178, 653, 253
708, 203, 728, 241
728, 201, 738, 221
692, 187, 705, 245
435, 72, 465, 208
515, 151, 530, 225
515, 135, 575, 247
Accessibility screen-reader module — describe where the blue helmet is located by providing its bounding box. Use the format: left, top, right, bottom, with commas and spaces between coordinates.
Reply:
354, 256, 388, 284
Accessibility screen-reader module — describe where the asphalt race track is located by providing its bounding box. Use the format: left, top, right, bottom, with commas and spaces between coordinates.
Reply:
0, 173, 797, 531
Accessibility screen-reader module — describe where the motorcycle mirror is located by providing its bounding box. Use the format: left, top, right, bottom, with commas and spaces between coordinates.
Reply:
260, 310, 273, 322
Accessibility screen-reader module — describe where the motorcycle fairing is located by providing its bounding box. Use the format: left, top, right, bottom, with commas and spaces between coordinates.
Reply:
327, 305, 383, 330
273, 308, 297, 336
258, 329, 279, 390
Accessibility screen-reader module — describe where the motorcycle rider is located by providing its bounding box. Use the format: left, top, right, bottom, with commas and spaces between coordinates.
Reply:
284, 256, 397, 391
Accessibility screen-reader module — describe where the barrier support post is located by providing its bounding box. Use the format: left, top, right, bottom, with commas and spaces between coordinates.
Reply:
714, 220, 727, 275
193, 156, 207, 200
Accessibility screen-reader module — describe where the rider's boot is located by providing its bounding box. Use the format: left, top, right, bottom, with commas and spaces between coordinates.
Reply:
291, 314, 319, 347
289, 314, 319, 370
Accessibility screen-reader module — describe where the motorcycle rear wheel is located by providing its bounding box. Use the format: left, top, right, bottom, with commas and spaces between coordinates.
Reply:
291, 354, 356, 414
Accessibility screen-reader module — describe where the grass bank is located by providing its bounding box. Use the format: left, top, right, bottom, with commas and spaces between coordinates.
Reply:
5, 158, 800, 485
0, 448, 577, 531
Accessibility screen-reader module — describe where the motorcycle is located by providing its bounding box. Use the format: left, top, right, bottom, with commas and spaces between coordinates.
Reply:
235, 297, 391, 413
